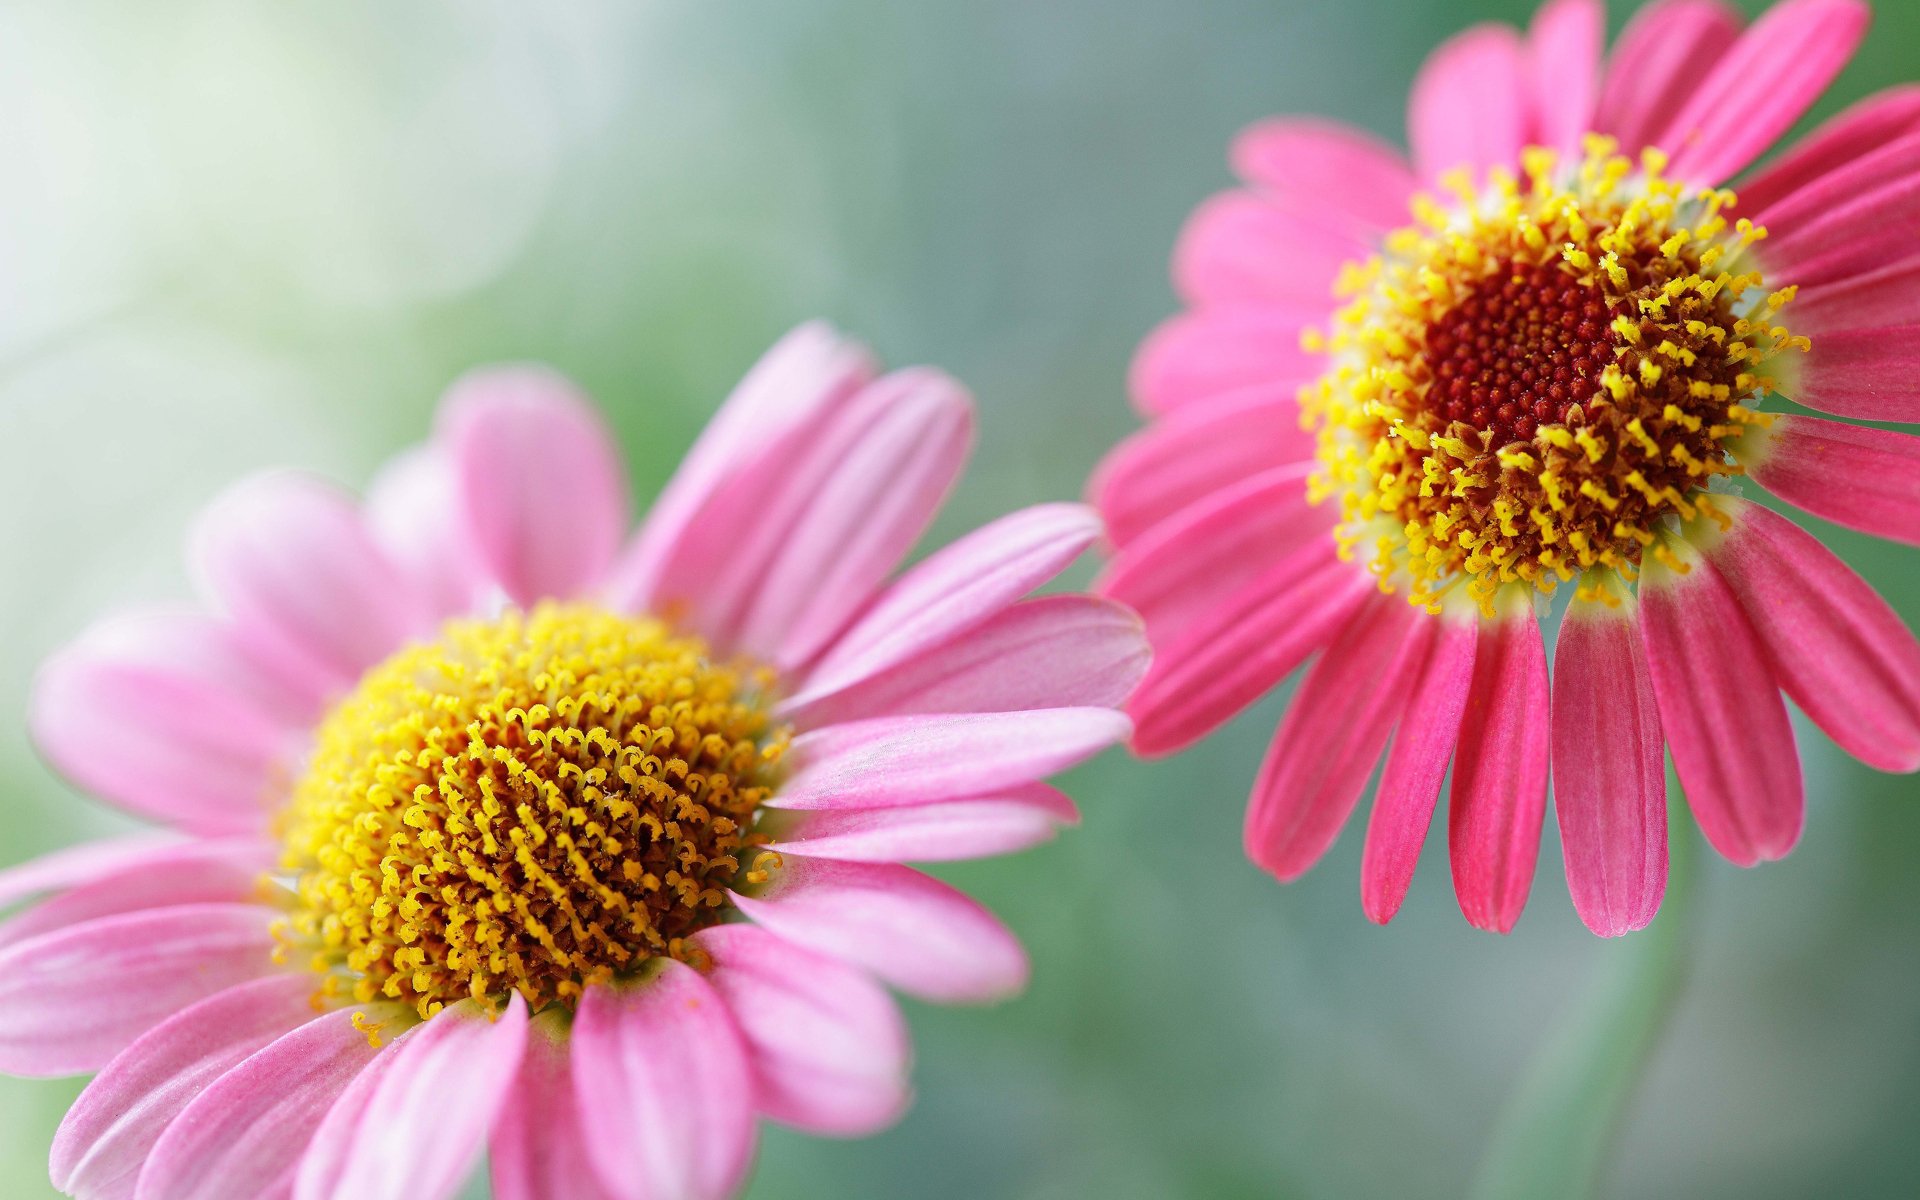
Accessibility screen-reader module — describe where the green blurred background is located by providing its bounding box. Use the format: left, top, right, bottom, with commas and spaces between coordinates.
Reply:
0, 1, 1915, 1196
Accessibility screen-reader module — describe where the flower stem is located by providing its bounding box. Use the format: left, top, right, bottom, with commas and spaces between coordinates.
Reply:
1468, 796, 1698, 1200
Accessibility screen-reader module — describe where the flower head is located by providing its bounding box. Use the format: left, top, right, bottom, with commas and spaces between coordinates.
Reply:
9, 324, 1146, 1200
1094, 0, 1920, 936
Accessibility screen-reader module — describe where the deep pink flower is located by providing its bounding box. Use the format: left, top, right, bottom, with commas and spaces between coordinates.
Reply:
7, 323, 1147, 1200
1094, 0, 1920, 936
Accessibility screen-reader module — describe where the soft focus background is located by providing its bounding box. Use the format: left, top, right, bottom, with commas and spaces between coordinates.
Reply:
1, 1, 1915, 1196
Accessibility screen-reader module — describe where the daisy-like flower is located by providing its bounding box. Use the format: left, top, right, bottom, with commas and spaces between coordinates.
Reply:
1093, 0, 1920, 936
5, 323, 1146, 1200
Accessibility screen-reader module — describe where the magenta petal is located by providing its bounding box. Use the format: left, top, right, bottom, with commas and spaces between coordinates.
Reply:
1229, 118, 1416, 233
1594, 0, 1743, 155
1408, 23, 1530, 181
765, 785, 1078, 863
572, 963, 756, 1200
1362, 617, 1477, 925
0, 903, 279, 1077
1245, 595, 1431, 882
1129, 309, 1323, 414
733, 856, 1027, 1004
489, 1012, 621, 1200
1751, 133, 1920, 290
776, 709, 1128, 811
51, 974, 318, 1200
1172, 190, 1372, 311
1640, 550, 1804, 866
1447, 610, 1550, 934
796, 503, 1102, 701
0, 838, 272, 951
1790, 259, 1920, 335
1738, 85, 1920, 216
1705, 501, 1920, 774
1551, 596, 1668, 938
1526, 0, 1603, 159
694, 924, 911, 1137
295, 996, 528, 1200
1657, 0, 1870, 185
786, 596, 1149, 728
1747, 414, 1920, 547
1781, 325, 1920, 423
139, 1005, 392, 1200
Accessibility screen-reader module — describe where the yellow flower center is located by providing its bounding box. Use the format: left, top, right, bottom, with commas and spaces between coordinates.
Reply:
278, 603, 787, 1019
1302, 138, 1808, 614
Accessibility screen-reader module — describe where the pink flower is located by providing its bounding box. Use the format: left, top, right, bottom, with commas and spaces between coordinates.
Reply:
8, 323, 1147, 1200
1093, 0, 1920, 936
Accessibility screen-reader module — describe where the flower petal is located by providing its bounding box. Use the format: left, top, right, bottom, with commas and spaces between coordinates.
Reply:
295, 996, 528, 1200
1551, 594, 1668, 938
1745, 414, 1920, 546
1639, 547, 1804, 865
1780, 324, 1920, 424
1749, 133, 1920, 290
51, 974, 319, 1200
694, 924, 911, 1136
1172, 191, 1372, 311
774, 709, 1128, 811
489, 1011, 621, 1200
0, 838, 272, 951
1789, 258, 1920, 335
0, 903, 279, 1077
1229, 118, 1416, 233
1362, 617, 1478, 925
190, 472, 429, 695
362, 444, 488, 620
1408, 23, 1530, 181
1447, 608, 1549, 934
1737, 84, 1920, 217
0, 833, 184, 912
733, 856, 1027, 1004
1656, 0, 1870, 185
1129, 309, 1324, 414
796, 503, 1102, 701
139, 1005, 393, 1200
438, 365, 631, 607
1089, 386, 1315, 549
1245, 595, 1431, 882
1704, 501, 1920, 773
1527, 0, 1604, 159
785, 596, 1148, 728
572, 962, 756, 1200
1594, 0, 1743, 155
762, 785, 1078, 863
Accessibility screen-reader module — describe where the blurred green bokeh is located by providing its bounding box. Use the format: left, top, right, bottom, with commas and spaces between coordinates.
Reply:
1, 1, 1915, 1197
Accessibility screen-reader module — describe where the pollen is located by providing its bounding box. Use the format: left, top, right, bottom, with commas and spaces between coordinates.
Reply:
1301, 138, 1806, 615
277, 603, 787, 1019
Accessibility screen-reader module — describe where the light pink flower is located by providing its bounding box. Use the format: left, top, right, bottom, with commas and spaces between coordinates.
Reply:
9, 323, 1147, 1200
1094, 0, 1920, 936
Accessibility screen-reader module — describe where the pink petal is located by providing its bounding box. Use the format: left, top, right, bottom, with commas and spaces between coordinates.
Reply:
1594, 0, 1743, 155
1749, 132, 1920, 282
437, 365, 630, 607
694, 924, 911, 1136
1737, 85, 1920, 217
190, 472, 429, 695
774, 709, 1129, 812
784, 596, 1149, 729
1089, 386, 1314, 549
0, 838, 272, 950
139, 1004, 393, 1200
1129, 309, 1324, 414
608, 323, 875, 609
733, 856, 1027, 1003
1657, 0, 1870, 185
51, 974, 319, 1200
1527, 0, 1604, 159
0, 902, 279, 1077
361, 444, 488, 621
1551, 596, 1668, 938
1124, 537, 1374, 758
1745, 414, 1920, 546
1790, 259, 1920, 335
295, 996, 528, 1200
1097, 462, 1328, 646
1244, 595, 1431, 882
1408, 23, 1530, 181
1362, 617, 1477, 925
1782, 324, 1920, 423
0, 833, 185, 912
489, 1012, 621, 1200
763, 785, 1078, 863
795, 503, 1102, 702
1229, 118, 1415, 233
572, 963, 756, 1200
1172, 191, 1371, 311
1639, 549, 1804, 865
1704, 500, 1920, 774
1447, 609, 1550, 934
